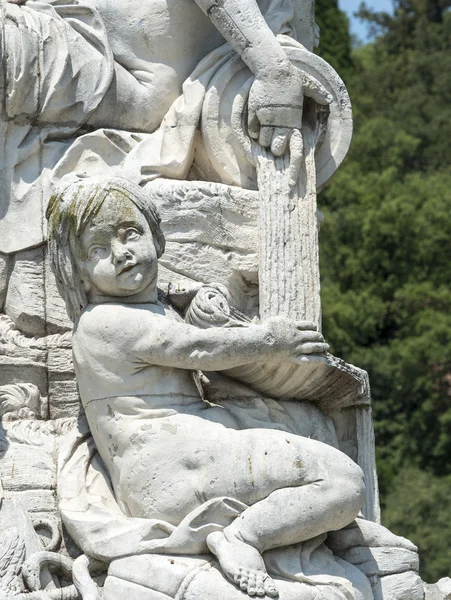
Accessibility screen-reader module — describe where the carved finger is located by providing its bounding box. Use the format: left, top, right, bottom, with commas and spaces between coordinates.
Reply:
255, 572, 266, 597
296, 331, 324, 343
248, 97, 260, 139
259, 126, 273, 148
295, 321, 318, 331
270, 127, 289, 157
289, 129, 303, 189
295, 354, 329, 364
302, 73, 333, 106
296, 342, 329, 354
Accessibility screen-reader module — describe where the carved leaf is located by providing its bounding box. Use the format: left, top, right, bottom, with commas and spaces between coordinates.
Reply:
2, 421, 45, 447
0, 384, 40, 420
0, 315, 71, 350
0, 418, 77, 448
0, 528, 26, 595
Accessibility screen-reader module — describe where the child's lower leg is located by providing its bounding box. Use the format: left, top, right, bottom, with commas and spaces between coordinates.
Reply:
207, 459, 365, 597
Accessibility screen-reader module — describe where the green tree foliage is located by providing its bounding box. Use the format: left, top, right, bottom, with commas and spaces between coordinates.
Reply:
316, 0, 451, 581
384, 466, 451, 582
315, 0, 354, 76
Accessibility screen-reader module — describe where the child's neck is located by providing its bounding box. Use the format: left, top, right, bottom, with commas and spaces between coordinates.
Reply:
88, 285, 158, 306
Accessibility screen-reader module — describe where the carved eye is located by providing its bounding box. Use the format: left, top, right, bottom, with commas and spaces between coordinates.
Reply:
124, 228, 140, 242
89, 246, 108, 260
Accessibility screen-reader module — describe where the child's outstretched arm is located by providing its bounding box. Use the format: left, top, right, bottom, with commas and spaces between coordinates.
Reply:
131, 312, 328, 371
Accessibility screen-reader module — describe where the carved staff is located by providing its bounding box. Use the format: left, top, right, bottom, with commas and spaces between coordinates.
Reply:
200, 43, 350, 328
253, 104, 325, 328
250, 59, 380, 522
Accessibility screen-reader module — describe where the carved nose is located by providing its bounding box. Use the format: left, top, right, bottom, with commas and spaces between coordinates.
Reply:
112, 242, 132, 265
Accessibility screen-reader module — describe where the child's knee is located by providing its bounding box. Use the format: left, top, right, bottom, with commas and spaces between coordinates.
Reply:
336, 459, 366, 514
323, 451, 365, 519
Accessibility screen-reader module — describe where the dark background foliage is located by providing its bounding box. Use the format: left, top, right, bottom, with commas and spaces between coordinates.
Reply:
315, 0, 451, 582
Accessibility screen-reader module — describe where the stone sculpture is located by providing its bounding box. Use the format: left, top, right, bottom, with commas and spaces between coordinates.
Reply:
0, 0, 448, 599
0, 0, 328, 253
47, 176, 369, 599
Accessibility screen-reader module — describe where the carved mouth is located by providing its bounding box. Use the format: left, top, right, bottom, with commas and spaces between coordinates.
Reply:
118, 262, 137, 275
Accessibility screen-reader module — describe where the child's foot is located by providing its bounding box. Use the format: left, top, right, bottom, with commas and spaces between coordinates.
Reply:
207, 530, 278, 597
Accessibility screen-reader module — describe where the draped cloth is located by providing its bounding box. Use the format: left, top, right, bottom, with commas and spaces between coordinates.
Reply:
0, 0, 301, 253
58, 398, 373, 600
50, 0, 299, 188
0, 0, 114, 253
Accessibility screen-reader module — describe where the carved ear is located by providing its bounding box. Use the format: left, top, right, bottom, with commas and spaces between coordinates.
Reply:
80, 277, 92, 294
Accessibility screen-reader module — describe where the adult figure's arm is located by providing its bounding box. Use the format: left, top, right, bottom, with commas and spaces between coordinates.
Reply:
194, 0, 332, 181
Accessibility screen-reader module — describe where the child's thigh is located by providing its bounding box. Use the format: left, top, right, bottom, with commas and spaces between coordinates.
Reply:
219, 429, 336, 505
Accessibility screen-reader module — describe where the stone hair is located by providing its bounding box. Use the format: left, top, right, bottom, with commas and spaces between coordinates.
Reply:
46, 177, 166, 321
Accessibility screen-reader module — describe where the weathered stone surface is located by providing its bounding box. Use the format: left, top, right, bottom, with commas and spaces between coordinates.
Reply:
340, 547, 419, 577
3, 489, 58, 515
425, 578, 451, 600
5, 247, 46, 337
5, 247, 72, 337
0, 352, 48, 399
437, 579, 451, 598
0, 1, 440, 599
377, 571, 425, 600
0, 444, 55, 492
48, 380, 80, 420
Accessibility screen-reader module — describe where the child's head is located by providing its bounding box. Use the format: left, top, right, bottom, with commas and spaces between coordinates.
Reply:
47, 177, 165, 321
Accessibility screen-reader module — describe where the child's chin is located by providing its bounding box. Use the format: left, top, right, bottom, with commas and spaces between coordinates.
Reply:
118, 280, 151, 295
116, 284, 143, 294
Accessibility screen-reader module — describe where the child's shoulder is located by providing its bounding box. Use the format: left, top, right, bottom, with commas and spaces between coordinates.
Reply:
77, 303, 150, 333
76, 301, 178, 334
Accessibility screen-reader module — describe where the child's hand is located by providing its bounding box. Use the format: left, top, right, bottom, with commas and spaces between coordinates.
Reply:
264, 316, 329, 359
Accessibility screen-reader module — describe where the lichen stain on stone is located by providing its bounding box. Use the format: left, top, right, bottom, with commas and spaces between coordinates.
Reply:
247, 454, 255, 488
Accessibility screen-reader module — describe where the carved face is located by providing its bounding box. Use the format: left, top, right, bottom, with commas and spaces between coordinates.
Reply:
74, 194, 158, 301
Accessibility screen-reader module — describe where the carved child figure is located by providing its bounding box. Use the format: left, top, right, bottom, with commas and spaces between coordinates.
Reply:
47, 177, 365, 598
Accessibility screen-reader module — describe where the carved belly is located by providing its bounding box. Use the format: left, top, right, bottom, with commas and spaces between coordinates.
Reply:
113, 416, 308, 524
115, 416, 229, 523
